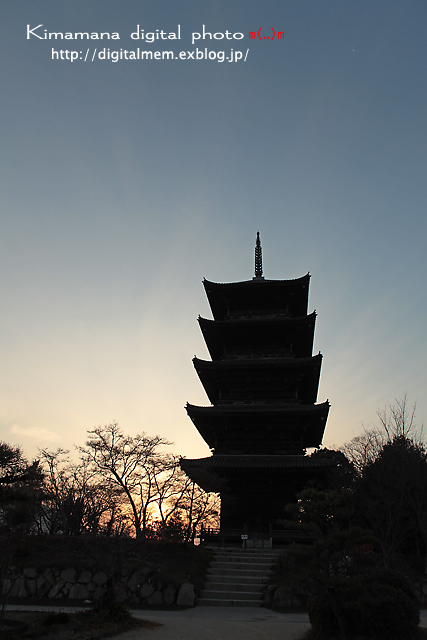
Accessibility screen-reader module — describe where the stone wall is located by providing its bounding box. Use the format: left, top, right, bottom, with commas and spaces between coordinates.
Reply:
2, 564, 196, 607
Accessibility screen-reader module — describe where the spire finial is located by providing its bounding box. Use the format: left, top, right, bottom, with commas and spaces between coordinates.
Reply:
254, 231, 264, 279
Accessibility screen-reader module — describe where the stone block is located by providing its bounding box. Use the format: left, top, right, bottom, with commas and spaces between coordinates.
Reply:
48, 580, 65, 598
128, 567, 152, 591
10, 578, 27, 598
139, 583, 154, 599
176, 583, 195, 607
147, 590, 163, 605
38, 580, 51, 597
37, 576, 46, 590
93, 571, 108, 586
1, 578, 12, 595
61, 568, 77, 583
69, 583, 90, 600
78, 570, 92, 584
45, 572, 56, 587
163, 584, 176, 605
27, 579, 37, 596
23, 567, 38, 579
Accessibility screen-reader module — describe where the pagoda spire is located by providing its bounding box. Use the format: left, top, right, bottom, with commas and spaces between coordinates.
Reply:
254, 231, 264, 279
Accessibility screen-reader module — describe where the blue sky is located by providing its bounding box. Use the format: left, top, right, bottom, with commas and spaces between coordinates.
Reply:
1, 1, 426, 460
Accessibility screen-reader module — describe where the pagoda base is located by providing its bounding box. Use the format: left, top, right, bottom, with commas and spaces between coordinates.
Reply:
180, 454, 335, 531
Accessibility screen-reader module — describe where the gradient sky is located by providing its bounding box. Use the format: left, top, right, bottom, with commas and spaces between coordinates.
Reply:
1, 0, 427, 462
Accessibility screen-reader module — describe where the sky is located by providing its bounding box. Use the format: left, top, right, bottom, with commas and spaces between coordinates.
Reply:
1, 0, 426, 462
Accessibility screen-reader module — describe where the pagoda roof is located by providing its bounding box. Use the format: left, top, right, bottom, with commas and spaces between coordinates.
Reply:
193, 354, 322, 370
198, 312, 316, 361
203, 274, 310, 321
186, 401, 330, 453
193, 354, 322, 405
186, 400, 329, 417
180, 454, 335, 492
181, 454, 335, 469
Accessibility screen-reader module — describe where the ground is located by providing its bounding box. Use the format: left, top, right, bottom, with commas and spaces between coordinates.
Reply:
0, 609, 159, 639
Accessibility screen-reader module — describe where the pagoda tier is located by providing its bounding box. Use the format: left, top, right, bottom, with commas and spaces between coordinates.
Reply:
186, 401, 330, 454
181, 454, 334, 492
203, 274, 310, 320
198, 312, 316, 361
193, 354, 322, 405
180, 454, 335, 529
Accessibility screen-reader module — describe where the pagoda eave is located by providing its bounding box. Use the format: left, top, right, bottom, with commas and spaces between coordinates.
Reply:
193, 353, 321, 368
182, 454, 336, 469
186, 402, 330, 452
180, 454, 335, 493
193, 354, 323, 405
198, 312, 316, 360
186, 400, 330, 415
203, 274, 310, 321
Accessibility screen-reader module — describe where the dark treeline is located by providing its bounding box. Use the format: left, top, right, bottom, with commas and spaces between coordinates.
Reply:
2, 397, 425, 638
305, 395, 427, 567
278, 395, 426, 640
0, 422, 219, 541
1, 395, 426, 560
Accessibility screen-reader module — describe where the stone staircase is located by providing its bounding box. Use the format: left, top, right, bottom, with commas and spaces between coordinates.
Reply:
198, 548, 279, 607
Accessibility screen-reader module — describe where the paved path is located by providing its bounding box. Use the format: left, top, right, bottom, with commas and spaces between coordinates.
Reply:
124, 607, 427, 640
6, 605, 310, 640
6, 605, 427, 640
122, 607, 311, 640
120, 607, 427, 640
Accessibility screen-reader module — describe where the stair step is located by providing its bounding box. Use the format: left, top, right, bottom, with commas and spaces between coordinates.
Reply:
204, 582, 265, 592
200, 548, 277, 608
201, 589, 263, 599
206, 574, 268, 585
213, 555, 276, 560
197, 598, 263, 607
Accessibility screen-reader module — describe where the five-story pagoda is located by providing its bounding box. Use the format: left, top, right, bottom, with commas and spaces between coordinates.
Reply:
181, 233, 333, 532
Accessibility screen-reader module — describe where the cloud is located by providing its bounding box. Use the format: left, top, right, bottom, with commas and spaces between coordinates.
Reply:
10, 425, 62, 442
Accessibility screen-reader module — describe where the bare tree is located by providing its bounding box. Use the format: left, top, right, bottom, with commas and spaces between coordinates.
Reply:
341, 428, 385, 474
179, 481, 220, 542
149, 455, 192, 534
39, 448, 122, 535
79, 422, 171, 537
377, 394, 422, 443
341, 395, 422, 473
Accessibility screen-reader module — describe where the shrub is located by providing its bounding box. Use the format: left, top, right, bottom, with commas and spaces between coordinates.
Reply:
308, 571, 420, 639
42, 612, 70, 626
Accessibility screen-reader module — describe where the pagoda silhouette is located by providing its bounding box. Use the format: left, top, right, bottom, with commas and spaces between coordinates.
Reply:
181, 233, 333, 536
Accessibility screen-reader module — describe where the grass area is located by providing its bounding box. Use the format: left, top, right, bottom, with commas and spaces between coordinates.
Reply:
0, 608, 159, 639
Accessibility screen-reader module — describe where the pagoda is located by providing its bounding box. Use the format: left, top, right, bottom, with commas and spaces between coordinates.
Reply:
181, 233, 333, 532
